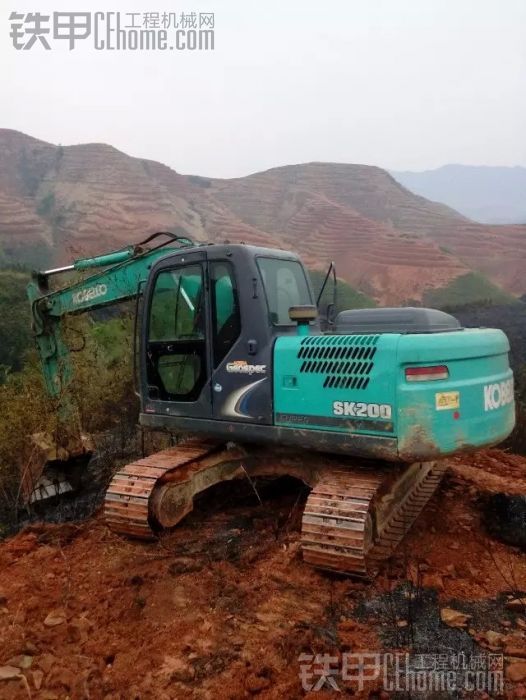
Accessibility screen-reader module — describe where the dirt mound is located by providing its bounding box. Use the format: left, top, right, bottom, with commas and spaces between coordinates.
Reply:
0, 450, 525, 697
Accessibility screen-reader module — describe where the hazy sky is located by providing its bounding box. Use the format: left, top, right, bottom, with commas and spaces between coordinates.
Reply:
1, 0, 525, 177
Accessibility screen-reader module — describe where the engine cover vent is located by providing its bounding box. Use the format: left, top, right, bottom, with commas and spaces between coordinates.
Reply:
297, 335, 379, 390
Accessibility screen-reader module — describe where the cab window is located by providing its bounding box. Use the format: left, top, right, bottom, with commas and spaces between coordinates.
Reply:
257, 257, 312, 325
210, 261, 241, 366
148, 265, 204, 341
147, 264, 206, 400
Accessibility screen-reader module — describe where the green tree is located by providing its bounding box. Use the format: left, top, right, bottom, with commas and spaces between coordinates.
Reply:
0, 271, 32, 377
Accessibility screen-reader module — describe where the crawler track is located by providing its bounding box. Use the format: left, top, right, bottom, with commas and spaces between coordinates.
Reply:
104, 439, 225, 538
301, 469, 382, 577
301, 461, 448, 577
105, 440, 447, 578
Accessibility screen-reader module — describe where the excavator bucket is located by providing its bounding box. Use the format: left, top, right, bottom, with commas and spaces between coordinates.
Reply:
21, 430, 93, 505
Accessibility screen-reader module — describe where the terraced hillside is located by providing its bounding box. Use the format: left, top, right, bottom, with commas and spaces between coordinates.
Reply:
209, 163, 526, 300
0, 129, 524, 305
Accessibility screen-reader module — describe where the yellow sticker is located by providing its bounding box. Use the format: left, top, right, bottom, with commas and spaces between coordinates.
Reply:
435, 391, 460, 411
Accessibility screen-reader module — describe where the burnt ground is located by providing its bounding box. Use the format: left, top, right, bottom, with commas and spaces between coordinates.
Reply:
453, 302, 526, 369
0, 449, 525, 698
451, 302, 526, 455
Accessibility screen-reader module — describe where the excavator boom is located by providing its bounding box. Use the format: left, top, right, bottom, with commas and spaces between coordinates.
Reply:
24, 232, 193, 502
28, 232, 193, 398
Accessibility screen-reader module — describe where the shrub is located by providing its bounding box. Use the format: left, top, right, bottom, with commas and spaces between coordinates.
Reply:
507, 366, 526, 455
424, 272, 516, 310
0, 313, 138, 530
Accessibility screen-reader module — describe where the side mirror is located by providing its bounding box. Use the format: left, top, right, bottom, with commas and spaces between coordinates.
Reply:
315, 261, 338, 329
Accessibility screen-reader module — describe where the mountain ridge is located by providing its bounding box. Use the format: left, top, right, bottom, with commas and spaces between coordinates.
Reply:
0, 129, 525, 305
391, 164, 526, 224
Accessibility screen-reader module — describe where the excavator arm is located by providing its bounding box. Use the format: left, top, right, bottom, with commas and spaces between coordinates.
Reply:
28, 232, 193, 398
23, 232, 194, 503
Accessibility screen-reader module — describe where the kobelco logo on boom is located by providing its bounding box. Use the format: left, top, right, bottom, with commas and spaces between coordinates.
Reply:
484, 379, 514, 411
72, 284, 108, 305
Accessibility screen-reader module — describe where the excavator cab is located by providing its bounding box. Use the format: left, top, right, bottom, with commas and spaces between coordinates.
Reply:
141, 244, 317, 427
138, 243, 515, 462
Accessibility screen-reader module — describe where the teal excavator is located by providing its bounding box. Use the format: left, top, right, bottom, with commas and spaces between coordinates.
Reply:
26, 232, 516, 577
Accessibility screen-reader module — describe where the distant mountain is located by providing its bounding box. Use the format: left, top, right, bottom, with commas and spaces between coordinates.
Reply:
0, 129, 525, 306
391, 164, 526, 224
207, 163, 526, 301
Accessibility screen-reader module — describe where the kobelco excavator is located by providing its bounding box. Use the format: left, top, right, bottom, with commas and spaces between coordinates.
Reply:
27, 232, 516, 577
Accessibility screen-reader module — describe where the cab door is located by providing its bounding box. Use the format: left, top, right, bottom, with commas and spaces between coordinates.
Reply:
144, 255, 212, 418
208, 258, 273, 424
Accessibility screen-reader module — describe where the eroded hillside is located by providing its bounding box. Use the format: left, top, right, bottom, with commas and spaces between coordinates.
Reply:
1, 129, 525, 305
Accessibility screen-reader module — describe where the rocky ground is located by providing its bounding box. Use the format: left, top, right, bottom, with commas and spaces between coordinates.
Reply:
0, 449, 525, 699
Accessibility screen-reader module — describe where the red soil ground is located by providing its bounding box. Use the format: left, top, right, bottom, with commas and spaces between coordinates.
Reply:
0, 449, 525, 699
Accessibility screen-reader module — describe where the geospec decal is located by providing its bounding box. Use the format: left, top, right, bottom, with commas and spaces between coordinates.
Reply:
226, 360, 266, 375
484, 379, 514, 411
333, 401, 392, 420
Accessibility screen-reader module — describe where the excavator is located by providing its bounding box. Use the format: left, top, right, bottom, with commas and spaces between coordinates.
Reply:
26, 231, 516, 577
